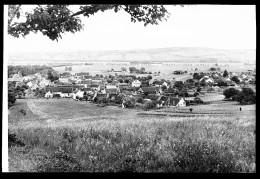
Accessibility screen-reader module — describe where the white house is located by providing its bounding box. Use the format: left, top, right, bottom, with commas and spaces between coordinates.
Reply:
132, 80, 142, 87
59, 77, 69, 83
39, 79, 51, 87
31, 83, 39, 90
175, 98, 186, 107
26, 81, 34, 88
73, 90, 84, 99
45, 91, 53, 98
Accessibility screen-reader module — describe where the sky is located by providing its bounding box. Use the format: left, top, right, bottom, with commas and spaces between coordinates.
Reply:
6, 5, 256, 54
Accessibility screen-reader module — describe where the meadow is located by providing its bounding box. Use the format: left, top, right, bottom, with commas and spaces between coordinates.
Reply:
8, 97, 255, 173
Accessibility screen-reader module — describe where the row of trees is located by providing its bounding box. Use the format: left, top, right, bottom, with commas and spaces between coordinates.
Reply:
223, 87, 256, 105
8, 65, 55, 77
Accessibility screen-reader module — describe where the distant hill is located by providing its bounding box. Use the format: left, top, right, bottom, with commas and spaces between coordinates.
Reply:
8, 47, 256, 63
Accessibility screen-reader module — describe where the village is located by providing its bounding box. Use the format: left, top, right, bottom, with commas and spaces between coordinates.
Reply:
8, 66, 256, 110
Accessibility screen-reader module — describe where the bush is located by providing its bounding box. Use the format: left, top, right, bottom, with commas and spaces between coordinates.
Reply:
142, 100, 157, 110
136, 97, 144, 104
8, 92, 16, 104
19, 109, 27, 116
223, 88, 239, 99
234, 88, 256, 105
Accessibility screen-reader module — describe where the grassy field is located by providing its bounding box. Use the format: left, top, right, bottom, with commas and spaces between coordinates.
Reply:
8, 98, 255, 172
52, 63, 252, 76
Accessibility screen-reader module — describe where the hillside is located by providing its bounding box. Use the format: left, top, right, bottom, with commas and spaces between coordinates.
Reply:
8, 47, 256, 63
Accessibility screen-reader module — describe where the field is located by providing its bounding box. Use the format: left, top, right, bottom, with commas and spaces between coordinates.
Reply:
52, 63, 253, 76
8, 97, 255, 172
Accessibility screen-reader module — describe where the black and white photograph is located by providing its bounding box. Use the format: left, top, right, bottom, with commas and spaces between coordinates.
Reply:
3, 4, 256, 172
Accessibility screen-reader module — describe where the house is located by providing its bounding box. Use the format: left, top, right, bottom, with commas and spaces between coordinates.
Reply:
89, 84, 99, 90
60, 87, 73, 98
59, 77, 69, 83
152, 81, 168, 87
45, 91, 53, 98
39, 78, 51, 87
138, 87, 161, 95
45, 87, 63, 96
26, 81, 34, 88
105, 88, 118, 94
72, 89, 84, 99
80, 80, 92, 88
8, 73, 24, 87
23, 75, 35, 82
93, 93, 108, 101
132, 80, 142, 87
170, 97, 186, 107
199, 76, 214, 84
31, 83, 39, 90
106, 84, 118, 89
82, 88, 93, 95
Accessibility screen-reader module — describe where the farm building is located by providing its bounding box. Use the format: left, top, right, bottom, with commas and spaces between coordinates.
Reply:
138, 87, 161, 95
45, 91, 53, 98
132, 80, 142, 87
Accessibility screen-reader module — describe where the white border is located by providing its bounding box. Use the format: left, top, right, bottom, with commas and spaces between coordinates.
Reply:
2, 5, 9, 172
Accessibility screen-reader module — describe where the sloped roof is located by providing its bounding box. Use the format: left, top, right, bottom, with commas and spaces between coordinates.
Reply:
61, 87, 73, 93
105, 88, 118, 94
76, 72, 90, 76
139, 87, 159, 93
46, 87, 61, 93
89, 84, 99, 88
122, 90, 132, 95
132, 80, 141, 83
82, 88, 92, 91
117, 83, 129, 86
169, 97, 180, 105
146, 94, 162, 101
80, 80, 91, 84
153, 81, 164, 85
96, 93, 107, 98
161, 96, 170, 102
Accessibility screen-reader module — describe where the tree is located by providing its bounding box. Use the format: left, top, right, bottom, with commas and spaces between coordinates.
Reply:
147, 75, 152, 80
186, 78, 194, 84
161, 85, 167, 91
223, 88, 239, 99
118, 79, 123, 83
124, 79, 129, 84
223, 69, 229, 77
231, 76, 240, 84
8, 5, 172, 41
140, 67, 145, 72
197, 87, 202, 92
174, 81, 184, 88
234, 88, 256, 105
209, 67, 217, 71
207, 87, 215, 93
8, 92, 16, 106
121, 67, 127, 72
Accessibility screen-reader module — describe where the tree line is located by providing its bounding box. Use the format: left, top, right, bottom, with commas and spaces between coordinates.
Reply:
8, 65, 55, 77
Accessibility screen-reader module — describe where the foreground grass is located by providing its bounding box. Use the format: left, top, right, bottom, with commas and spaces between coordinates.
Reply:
8, 116, 255, 173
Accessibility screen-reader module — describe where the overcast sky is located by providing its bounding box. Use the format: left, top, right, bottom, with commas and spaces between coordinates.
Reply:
6, 5, 256, 54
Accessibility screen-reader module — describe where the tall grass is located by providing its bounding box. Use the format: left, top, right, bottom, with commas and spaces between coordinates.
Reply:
9, 118, 255, 172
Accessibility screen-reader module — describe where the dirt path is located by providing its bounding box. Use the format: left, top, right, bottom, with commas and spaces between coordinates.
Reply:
26, 101, 54, 121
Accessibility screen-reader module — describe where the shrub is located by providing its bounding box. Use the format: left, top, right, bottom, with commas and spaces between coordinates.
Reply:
19, 109, 27, 116
136, 97, 144, 104
223, 88, 239, 99
142, 100, 157, 110
8, 131, 25, 147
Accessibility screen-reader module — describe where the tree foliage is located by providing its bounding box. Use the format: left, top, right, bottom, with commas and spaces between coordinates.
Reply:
231, 76, 240, 84
8, 5, 173, 41
223, 69, 229, 77
223, 88, 239, 99
234, 88, 256, 105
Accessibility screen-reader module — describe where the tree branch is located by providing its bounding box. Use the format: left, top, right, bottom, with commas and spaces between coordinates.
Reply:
9, 5, 22, 25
